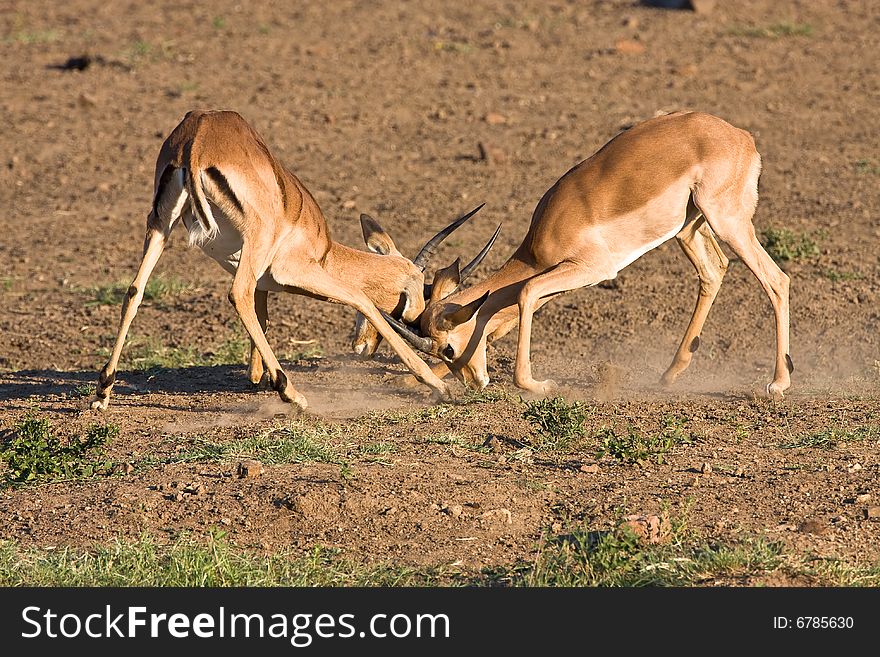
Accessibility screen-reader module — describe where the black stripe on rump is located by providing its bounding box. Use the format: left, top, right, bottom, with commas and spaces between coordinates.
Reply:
205, 166, 244, 215
151, 164, 175, 217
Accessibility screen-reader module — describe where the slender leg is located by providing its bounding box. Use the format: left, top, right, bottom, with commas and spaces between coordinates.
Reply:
717, 226, 790, 398
229, 249, 307, 409
514, 261, 604, 393
700, 207, 791, 398
279, 266, 451, 399
660, 219, 729, 386
400, 361, 450, 389
247, 289, 269, 385
90, 224, 170, 410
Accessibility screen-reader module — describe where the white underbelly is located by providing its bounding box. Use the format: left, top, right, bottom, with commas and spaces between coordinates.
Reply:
182, 205, 282, 291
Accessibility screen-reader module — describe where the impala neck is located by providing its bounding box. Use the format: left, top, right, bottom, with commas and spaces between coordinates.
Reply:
321, 242, 410, 306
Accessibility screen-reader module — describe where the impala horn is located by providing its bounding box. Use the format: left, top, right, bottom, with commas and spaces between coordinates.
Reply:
412, 204, 485, 271
424, 224, 502, 299
380, 311, 434, 355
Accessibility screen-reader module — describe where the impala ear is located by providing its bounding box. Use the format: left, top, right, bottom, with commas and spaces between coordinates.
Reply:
430, 258, 462, 304
360, 214, 398, 256
440, 290, 490, 329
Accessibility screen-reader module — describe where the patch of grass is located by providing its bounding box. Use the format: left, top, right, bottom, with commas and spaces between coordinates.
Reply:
4, 29, 61, 44
0, 534, 441, 587
821, 268, 863, 283
799, 558, 880, 587
729, 23, 813, 39
212, 16, 226, 29
360, 441, 395, 456
595, 415, 695, 465
208, 336, 249, 366
226, 423, 344, 465
760, 227, 821, 264
0, 277, 13, 292
778, 426, 879, 450
1, 415, 117, 484
87, 274, 193, 307
415, 432, 487, 454
522, 397, 590, 451
855, 159, 880, 176
505, 524, 784, 587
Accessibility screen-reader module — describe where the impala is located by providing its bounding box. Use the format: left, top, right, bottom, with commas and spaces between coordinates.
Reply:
90, 109, 497, 411
383, 111, 793, 398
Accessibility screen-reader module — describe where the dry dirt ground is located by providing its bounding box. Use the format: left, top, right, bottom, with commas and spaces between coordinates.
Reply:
1, 0, 879, 584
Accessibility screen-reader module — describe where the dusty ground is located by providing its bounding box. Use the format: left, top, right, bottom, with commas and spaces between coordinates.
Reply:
1, 0, 879, 581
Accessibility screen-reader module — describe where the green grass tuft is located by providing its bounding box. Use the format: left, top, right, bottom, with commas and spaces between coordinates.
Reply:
1, 415, 117, 484
88, 274, 193, 307
522, 397, 590, 451
595, 415, 695, 465
0, 534, 441, 587
760, 227, 820, 264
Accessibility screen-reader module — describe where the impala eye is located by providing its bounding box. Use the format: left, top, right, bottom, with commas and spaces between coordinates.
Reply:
442, 345, 455, 360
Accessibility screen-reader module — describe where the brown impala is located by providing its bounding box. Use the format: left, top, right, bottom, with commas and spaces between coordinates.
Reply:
90, 109, 498, 411
383, 111, 792, 398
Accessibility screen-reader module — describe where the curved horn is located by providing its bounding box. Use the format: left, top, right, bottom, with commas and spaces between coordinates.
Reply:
379, 310, 434, 355
460, 223, 502, 283
423, 224, 501, 300
412, 203, 485, 271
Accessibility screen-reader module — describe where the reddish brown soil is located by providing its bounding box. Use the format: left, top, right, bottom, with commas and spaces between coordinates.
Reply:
1, 1, 879, 578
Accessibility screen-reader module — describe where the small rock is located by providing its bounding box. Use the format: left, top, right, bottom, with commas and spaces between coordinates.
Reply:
622, 16, 639, 28
220, 518, 231, 526
483, 435, 503, 453
483, 112, 507, 125
342, 199, 356, 209
379, 506, 397, 516
443, 503, 463, 518
700, 462, 713, 474
865, 507, 880, 520
797, 519, 826, 535
847, 463, 862, 473
614, 39, 645, 55
172, 492, 184, 502
733, 466, 745, 477
236, 460, 264, 478
856, 493, 872, 504
579, 463, 600, 474
620, 514, 671, 545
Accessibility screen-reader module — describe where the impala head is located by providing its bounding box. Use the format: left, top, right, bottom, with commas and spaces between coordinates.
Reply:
351, 206, 500, 358
381, 263, 494, 390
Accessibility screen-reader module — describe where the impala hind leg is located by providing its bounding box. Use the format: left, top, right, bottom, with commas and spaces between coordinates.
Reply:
660, 219, 729, 386
90, 224, 170, 410
699, 198, 791, 398
515, 262, 604, 394
247, 289, 270, 385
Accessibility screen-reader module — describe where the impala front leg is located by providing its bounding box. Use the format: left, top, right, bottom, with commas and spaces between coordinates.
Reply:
286, 267, 451, 400
514, 262, 601, 394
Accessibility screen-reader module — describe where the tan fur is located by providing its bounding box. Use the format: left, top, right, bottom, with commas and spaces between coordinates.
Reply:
416, 112, 791, 398
91, 110, 450, 411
